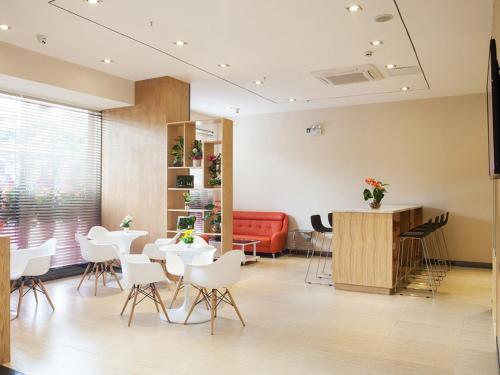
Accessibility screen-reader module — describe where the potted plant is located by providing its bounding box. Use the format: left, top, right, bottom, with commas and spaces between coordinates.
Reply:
170, 136, 184, 167
183, 192, 191, 210
207, 153, 222, 186
203, 201, 221, 234
180, 229, 195, 247
363, 178, 389, 209
191, 140, 203, 167
120, 214, 133, 232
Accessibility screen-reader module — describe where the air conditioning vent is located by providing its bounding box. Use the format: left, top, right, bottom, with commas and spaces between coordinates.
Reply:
312, 65, 384, 86
386, 65, 421, 77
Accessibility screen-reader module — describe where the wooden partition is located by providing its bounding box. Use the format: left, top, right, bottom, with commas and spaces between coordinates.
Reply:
0, 236, 10, 364
102, 77, 190, 252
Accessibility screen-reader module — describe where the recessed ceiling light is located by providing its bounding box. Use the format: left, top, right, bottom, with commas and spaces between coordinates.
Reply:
0, 24, 11, 31
225, 106, 232, 110
218, 63, 230, 68
288, 98, 296, 102
401, 86, 410, 91
370, 40, 383, 46
174, 40, 187, 46
101, 59, 113, 64
375, 14, 394, 23
253, 79, 264, 85
85, 0, 102, 4
386, 64, 396, 69
346, 4, 362, 12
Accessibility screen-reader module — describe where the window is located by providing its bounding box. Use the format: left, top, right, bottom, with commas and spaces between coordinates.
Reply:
0, 92, 102, 267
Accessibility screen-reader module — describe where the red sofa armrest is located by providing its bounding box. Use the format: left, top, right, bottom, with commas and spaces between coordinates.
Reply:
270, 215, 289, 253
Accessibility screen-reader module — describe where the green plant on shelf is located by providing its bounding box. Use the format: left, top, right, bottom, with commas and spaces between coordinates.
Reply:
191, 140, 203, 167
170, 135, 184, 167
207, 153, 222, 186
183, 191, 191, 210
203, 201, 221, 233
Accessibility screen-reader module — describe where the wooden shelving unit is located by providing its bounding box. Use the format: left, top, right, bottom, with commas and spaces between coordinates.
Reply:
165, 119, 233, 254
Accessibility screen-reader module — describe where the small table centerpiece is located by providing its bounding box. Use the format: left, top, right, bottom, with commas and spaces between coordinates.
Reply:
180, 229, 195, 248
120, 214, 133, 232
363, 178, 388, 209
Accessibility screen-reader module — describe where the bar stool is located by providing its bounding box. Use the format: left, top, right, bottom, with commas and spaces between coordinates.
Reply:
396, 222, 437, 298
305, 215, 333, 286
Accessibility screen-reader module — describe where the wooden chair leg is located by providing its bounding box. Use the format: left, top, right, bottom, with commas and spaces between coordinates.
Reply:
38, 279, 55, 311
151, 284, 160, 312
120, 287, 134, 316
94, 263, 99, 296
77, 263, 91, 290
88, 263, 96, 280
32, 279, 38, 304
153, 284, 170, 323
109, 264, 123, 291
16, 280, 25, 318
184, 289, 203, 325
10, 280, 17, 293
211, 289, 216, 335
128, 286, 139, 327
226, 289, 245, 327
102, 262, 107, 286
169, 276, 183, 308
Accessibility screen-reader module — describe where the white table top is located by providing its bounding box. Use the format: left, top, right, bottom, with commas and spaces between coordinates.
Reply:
108, 230, 148, 238
333, 205, 422, 214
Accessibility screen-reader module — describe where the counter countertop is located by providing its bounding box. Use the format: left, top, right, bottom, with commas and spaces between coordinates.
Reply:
333, 205, 422, 214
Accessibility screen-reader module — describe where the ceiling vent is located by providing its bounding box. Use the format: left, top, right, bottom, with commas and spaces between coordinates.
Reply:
312, 64, 384, 86
386, 65, 421, 77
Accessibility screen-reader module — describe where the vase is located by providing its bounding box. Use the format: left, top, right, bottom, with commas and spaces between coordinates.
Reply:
184, 243, 192, 248
184, 203, 190, 210
123, 227, 130, 232
211, 223, 221, 233
193, 159, 201, 167
370, 201, 381, 209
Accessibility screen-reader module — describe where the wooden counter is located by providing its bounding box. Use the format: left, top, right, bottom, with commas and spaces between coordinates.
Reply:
0, 236, 10, 364
332, 205, 422, 294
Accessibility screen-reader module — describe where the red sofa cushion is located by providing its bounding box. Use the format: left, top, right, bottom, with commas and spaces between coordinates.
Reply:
233, 211, 286, 237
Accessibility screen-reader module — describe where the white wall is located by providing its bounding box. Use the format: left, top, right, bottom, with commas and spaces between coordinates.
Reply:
232, 94, 492, 263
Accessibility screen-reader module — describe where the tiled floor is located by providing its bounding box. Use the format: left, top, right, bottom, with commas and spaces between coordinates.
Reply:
6, 256, 499, 375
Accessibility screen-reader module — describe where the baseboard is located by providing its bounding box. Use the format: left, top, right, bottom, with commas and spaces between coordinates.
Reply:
450, 260, 492, 269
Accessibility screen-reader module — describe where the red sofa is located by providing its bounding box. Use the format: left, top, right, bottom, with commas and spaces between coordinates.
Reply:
233, 211, 288, 256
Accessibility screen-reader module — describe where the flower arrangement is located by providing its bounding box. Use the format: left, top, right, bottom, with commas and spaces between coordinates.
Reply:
363, 178, 388, 209
191, 140, 203, 167
170, 136, 184, 167
120, 214, 133, 231
180, 229, 195, 245
207, 153, 222, 186
182, 192, 191, 210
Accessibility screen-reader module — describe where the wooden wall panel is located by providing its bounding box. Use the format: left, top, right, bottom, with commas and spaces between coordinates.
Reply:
220, 119, 233, 253
102, 77, 190, 252
0, 236, 10, 364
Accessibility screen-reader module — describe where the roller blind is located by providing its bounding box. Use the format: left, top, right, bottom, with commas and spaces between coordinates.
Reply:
0, 92, 101, 267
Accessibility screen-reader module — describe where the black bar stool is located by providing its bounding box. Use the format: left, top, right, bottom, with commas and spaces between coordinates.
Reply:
305, 215, 333, 286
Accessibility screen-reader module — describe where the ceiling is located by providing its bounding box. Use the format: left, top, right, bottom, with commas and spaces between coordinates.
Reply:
0, 0, 493, 116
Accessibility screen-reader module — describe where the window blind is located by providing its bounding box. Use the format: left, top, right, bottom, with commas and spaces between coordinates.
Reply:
0, 92, 102, 267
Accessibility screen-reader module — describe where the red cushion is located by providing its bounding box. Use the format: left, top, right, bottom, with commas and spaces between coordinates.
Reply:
233, 211, 285, 237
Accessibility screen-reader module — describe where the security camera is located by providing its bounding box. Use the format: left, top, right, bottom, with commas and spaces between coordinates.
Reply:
36, 34, 48, 45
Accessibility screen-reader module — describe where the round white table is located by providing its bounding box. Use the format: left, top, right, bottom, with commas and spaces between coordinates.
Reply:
101, 230, 148, 289
160, 245, 214, 324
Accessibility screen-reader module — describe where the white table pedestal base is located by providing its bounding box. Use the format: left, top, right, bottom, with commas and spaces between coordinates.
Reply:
160, 283, 210, 324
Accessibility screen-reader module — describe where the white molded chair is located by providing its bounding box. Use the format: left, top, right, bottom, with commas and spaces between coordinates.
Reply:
10, 238, 57, 318
142, 244, 170, 280
184, 250, 246, 334
87, 226, 110, 242
168, 246, 216, 308
154, 232, 182, 246
75, 233, 122, 295
120, 254, 170, 326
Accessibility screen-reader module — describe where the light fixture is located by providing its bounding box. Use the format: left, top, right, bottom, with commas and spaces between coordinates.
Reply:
370, 40, 383, 46
101, 59, 113, 64
225, 106, 232, 110
0, 24, 11, 31
288, 98, 296, 102
386, 64, 396, 69
218, 63, 230, 68
346, 4, 362, 12
173, 40, 187, 46
401, 86, 410, 91
375, 14, 393, 23
253, 79, 264, 85
85, 0, 102, 4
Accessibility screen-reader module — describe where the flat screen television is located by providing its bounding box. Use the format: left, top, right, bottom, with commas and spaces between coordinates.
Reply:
488, 39, 500, 177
